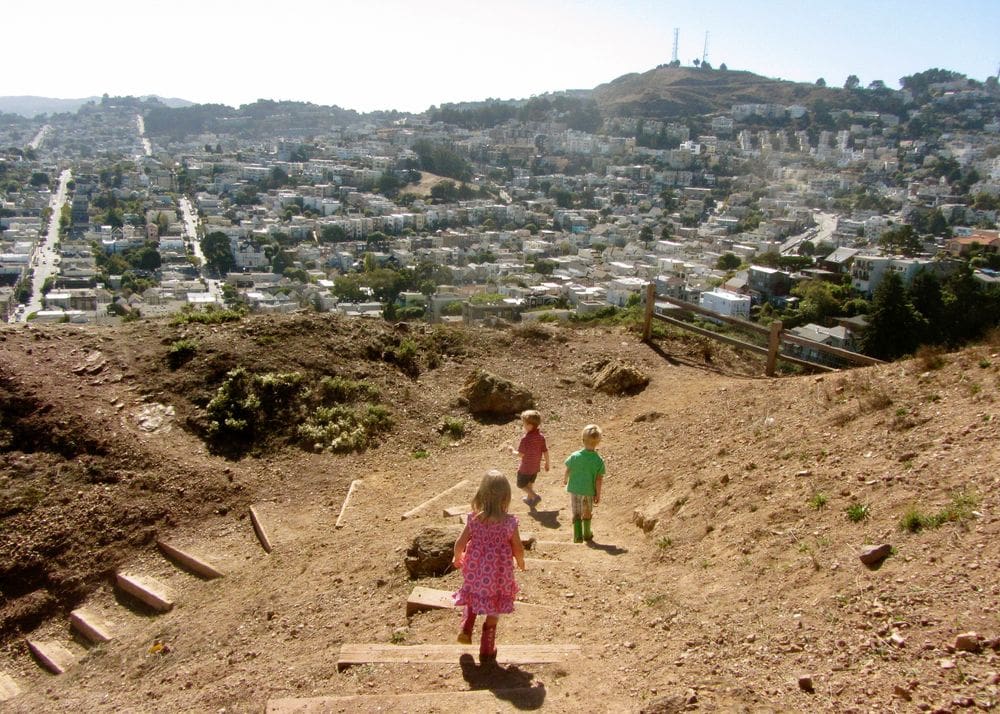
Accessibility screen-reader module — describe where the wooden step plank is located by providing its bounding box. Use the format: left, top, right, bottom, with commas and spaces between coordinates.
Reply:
266, 688, 543, 713
335, 479, 362, 529
406, 585, 455, 616
250, 505, 273, 553
157, 539, 224, 579
69, 607, 115, 643
115, 572, 174, 612
405, 587, 552, 617
337, 643, 580, 670
442, 505, 466, 518
27, 639, 77, 674
402, 479, 470, 520
0, 672, 21, 701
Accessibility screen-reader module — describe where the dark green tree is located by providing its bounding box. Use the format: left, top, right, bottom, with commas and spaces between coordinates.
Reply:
202, 231, 235, 274
861, 272, 924, 359
716, 253, 741, 270
908, 269, 944, 344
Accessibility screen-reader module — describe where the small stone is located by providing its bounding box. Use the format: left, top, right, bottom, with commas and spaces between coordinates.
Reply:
986, 672, 1000, 685
893, 684, 912, 701
859, 544, 892, 566
952, 696, 975, 708
955, 632, 981, 653
939, 658, 956, 669
890, 633, 906, 647
797, 675, 814, 693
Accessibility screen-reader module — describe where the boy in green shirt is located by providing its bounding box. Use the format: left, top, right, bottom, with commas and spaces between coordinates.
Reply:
563, 424, 605, 543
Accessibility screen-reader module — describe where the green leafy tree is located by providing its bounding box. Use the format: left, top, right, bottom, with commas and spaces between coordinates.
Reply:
716, 253, 741, 270
908, 269, 944, 344
321, 224, 347, 243
844, 74, 860, 90
879, 225, 922, 257
202, 231, 235, 274
862, 272, 924, 359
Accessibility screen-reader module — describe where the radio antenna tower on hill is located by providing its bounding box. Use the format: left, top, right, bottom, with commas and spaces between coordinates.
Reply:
702, 31, 710, 65
671, 28, 679, 64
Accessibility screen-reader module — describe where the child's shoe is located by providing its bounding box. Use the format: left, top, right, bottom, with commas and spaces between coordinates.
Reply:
583, 519, 593, 541
479, 622, 497, 662
572, 518, 583, 543
532, 494, 542, 507
457, 605, 475, 644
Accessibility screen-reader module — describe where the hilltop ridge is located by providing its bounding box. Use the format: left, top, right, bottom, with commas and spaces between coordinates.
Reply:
1, 313, 998, 712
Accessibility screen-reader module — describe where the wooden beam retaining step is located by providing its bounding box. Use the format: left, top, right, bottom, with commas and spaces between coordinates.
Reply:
156, 539, 224, 579
267, 688, 544, 713
401, 479, 469, 520
115, 572, 174, 612
69, 607, 115, 643
442, 505, 466, 518
335, 479, 362, 530
406, 587, 552, 616
27, 639, 77, 674
337, 643, 580, 670
250, 505, 273, 553
0, 672, 20, 701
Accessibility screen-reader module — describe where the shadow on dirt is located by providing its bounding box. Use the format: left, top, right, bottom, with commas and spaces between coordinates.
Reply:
459, 653, 546, 709
524, 508, 561, 529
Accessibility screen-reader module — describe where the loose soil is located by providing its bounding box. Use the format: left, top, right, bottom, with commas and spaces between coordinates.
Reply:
0, 313, 998, 713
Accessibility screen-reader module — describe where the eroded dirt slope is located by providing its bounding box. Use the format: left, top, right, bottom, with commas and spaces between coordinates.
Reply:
0, 314, 997, 713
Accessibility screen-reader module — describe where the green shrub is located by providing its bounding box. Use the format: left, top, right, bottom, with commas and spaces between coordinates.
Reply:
315, 376, 379, 404
167, 338, 198, 369
440, 416, 465, 438
845, 502, 870, 522
808, 492, 829, 510
170, 305, 245, 326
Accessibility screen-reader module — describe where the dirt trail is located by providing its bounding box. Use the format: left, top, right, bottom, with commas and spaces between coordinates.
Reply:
1, 316, 998, 712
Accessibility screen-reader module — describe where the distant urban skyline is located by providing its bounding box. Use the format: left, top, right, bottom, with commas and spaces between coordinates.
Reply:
6, 0, 999, 113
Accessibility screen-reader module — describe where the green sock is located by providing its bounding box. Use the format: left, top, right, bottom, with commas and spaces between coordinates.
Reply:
583, 519, 593, 540
572, 519, 583, 542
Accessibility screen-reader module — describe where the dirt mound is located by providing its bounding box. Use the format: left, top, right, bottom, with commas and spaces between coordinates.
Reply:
0, 313, 997, 713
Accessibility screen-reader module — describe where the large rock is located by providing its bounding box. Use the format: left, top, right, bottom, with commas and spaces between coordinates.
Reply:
581, 359, 650, 396
404, 526, 462, 579
460, 370, 534, 418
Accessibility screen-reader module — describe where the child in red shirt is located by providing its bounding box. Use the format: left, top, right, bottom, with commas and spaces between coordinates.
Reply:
507, 410, 549, 509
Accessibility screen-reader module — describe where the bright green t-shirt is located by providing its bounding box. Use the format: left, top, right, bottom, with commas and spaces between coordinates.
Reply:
564, 448, 605, 496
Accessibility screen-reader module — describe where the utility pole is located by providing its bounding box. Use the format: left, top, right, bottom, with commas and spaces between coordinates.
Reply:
702, 31, 710, 65
671, 28, 679, 64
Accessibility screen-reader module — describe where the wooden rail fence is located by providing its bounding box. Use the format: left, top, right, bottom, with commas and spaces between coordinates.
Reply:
641, 284, 883, 376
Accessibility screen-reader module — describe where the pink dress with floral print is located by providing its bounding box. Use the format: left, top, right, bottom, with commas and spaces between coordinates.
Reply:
454, 513, 519, 615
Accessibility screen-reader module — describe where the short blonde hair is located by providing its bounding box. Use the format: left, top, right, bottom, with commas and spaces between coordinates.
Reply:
520, 410, 541, 427
472, 470, 511, 521
581, 424, 602, 448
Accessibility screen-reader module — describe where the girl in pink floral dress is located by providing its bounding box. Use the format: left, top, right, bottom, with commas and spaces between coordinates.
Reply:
452, 470, 526, 661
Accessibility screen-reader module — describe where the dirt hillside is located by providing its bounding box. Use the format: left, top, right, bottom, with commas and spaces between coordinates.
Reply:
0, 313, 998, 713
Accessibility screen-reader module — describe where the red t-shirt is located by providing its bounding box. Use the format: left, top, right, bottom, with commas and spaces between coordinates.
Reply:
517, 429, 547, 475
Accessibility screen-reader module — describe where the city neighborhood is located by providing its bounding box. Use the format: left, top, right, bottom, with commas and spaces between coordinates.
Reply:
2, 70, 999, 364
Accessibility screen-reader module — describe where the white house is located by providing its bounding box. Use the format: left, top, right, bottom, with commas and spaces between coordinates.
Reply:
699, 289, 751, 318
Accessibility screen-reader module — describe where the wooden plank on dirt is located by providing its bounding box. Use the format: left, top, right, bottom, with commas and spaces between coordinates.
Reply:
157, 540, 224, 579
115, 572, 174, 612
405, 587, 552, 617
0, 672, 20, 701
406, 585, 456, 616
250, 505, 273, 553
335, 479, 362, 530
442, 505, 466, 518
402, 479, 470, 520
27, 639, 77, 674
266, 688, 544, 713
69, 607, 115, 643
337, 643, 580, 670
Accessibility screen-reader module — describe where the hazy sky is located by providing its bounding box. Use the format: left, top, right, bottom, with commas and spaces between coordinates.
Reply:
5, 0, 998, 112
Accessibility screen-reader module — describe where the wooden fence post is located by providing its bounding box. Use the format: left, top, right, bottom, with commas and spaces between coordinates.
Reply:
765, 320, 783, 377
642, 283, 655, 342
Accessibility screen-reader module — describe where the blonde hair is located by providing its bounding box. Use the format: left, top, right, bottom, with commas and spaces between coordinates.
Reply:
520, 410, 542, 427
472, 469, 511, 522
581, 424, 602, 448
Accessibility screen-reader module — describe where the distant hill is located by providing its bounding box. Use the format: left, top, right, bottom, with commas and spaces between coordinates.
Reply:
592, 66, 868, 117
0, 95, 194, 118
